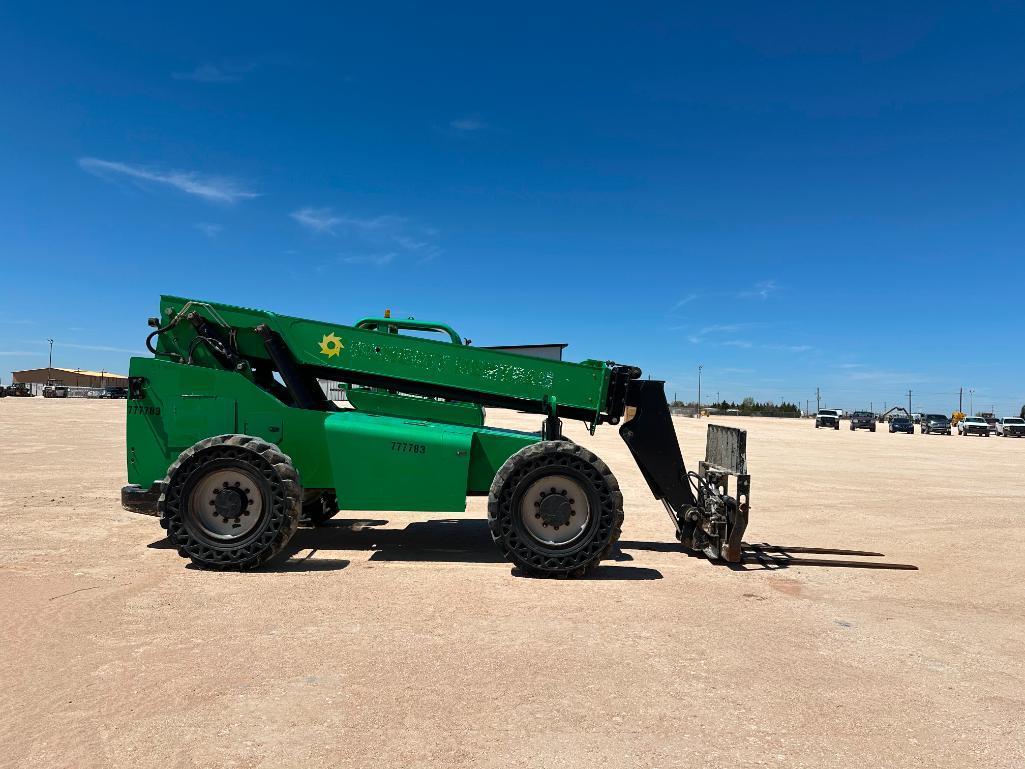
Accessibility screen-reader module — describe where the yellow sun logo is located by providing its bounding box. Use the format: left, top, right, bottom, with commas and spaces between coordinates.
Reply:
318, 332, 344, 358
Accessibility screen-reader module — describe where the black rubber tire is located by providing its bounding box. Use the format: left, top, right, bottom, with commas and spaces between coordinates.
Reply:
487, 440, 623, 578
158, 434, 302, 570
834, 423, 839, 430
301, 491, 339, 526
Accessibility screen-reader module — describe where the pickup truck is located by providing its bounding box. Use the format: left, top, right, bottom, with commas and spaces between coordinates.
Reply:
815, 409, 841, 430
957, 417, 990, 437
996, 417, 1025, 438
849, 411, 876, 431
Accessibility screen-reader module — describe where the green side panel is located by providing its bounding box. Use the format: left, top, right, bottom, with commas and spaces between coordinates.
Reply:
323, 411, 475, 511
346, 386, 484, 427
126, 357, 334, 489
167, 394, 235, 447
466, 428, 540, 494
323, 412, 539, 511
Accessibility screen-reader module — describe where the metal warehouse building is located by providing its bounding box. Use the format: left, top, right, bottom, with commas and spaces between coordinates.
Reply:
12, 367, 128, 389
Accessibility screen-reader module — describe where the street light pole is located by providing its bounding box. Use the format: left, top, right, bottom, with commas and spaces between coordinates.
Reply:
697, 364, 702, 418
47, 338, 54, 383
969, 389, 974, 415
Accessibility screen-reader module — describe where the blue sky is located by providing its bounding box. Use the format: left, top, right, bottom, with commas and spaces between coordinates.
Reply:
2, 2, 1022, 414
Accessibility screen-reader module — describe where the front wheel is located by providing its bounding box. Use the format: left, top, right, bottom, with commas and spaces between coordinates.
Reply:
488, 441, 623, 578
159, 434, 302, 570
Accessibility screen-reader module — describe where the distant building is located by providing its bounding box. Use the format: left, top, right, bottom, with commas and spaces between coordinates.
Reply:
482, 343, 568, 362
11, 367, 128, 389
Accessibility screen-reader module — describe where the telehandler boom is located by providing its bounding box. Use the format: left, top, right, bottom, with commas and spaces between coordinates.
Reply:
122, 297, 750, 577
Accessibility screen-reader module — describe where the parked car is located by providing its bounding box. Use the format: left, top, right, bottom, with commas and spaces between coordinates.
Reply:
957, 416, 990, 437
849, 411, 876, 431
920, 414, 951, 435
42, 385, 69, 398
996, 417, 1025, 438
815, 409, 841, 429
982, 415, 999, 434
100, 386, 129, 399
912, 413, 922, 424
889, 416, 914, 434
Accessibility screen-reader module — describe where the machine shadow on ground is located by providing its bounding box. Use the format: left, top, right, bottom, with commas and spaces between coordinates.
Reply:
619, 540, 919, 571
150, 518, 662, 578
147, 536, 353, 572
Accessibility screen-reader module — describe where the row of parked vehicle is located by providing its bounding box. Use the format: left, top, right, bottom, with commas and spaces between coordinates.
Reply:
0, 383, 129, 399
814, 409, 1025, 437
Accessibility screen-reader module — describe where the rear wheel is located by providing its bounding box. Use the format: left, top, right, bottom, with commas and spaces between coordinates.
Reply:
158, 434, 302, 570
488, 441, 623, 578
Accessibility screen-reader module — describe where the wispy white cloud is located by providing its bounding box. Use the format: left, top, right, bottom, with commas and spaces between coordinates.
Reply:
737, 280, 779, 299
339, 253, 397, 266
723, 340, 754, 348
172, 62, 255, 83
686, 322, 760, 344
29, 340, 144, 355
765, 343, 813, 353
0, 350, 44, 356
699, 323, 750, 335
843, 368, 929, 383
290, 208, 403, 235
450, 116, 486, 132
0, 318, 35, 325
292, 206, 442, 264
195, 223, 223, 239
78, 157, 259, 204
672, 293, 699, 310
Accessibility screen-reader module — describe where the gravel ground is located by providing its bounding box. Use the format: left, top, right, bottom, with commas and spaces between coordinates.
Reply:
1, 399, 1023, 768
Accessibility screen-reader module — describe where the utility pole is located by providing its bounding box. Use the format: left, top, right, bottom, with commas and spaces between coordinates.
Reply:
969, 388, 974, 415
870, 401, 873, 413
697, 364, 702, 417
907, 389, 912, 414
816, 387, 821, 413
47, 338, 54, 383
959, 387, 963, 413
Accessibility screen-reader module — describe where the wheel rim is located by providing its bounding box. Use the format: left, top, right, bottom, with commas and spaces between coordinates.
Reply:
188, 467, 264, 540
519, 474, 591, 547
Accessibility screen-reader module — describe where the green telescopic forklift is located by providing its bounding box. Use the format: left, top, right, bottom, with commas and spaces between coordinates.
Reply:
122, 296, 751, 577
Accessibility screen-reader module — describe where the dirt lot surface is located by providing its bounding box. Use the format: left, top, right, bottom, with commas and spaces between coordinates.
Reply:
1, 399, 1023, 768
